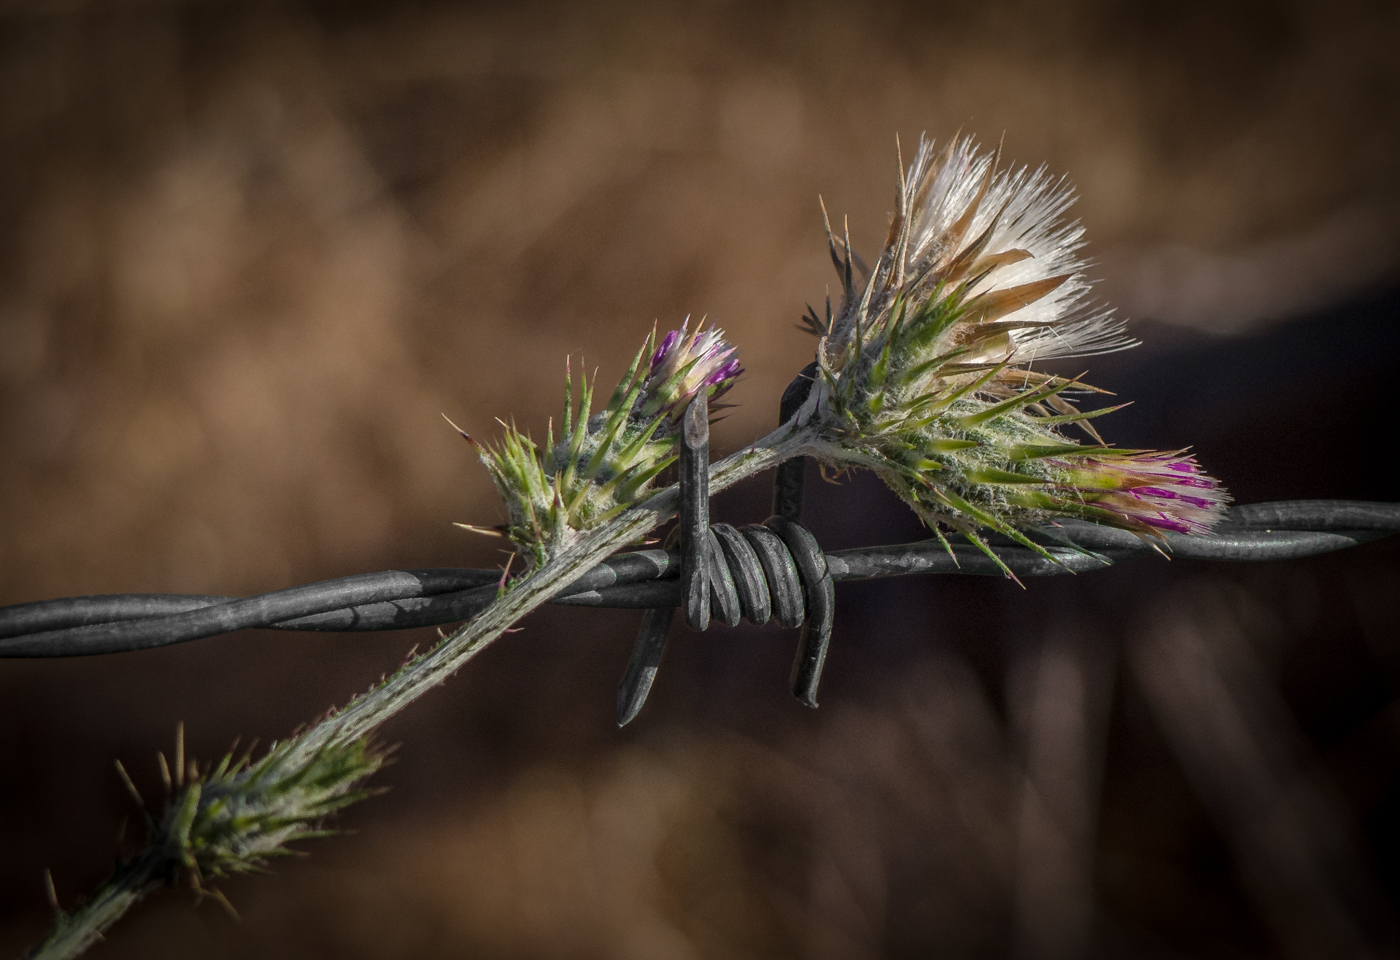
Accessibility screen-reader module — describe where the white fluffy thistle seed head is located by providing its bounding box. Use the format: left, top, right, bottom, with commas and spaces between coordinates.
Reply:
815, 135, 1133, 373
803, 135, 1227, 572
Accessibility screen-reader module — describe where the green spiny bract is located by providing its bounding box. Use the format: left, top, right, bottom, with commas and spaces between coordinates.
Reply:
476, 319, 742, 565
808, 136, 1227, 573
155, 736, 384, 888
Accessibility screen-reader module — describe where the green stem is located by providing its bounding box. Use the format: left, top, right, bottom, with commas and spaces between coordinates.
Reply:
24, 854, 163, 960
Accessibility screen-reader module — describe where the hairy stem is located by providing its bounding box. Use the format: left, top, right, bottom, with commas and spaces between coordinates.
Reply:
26, 855, 162, 960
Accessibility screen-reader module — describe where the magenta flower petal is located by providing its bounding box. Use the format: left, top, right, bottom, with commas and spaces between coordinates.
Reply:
650, 329, 681, 374
1072, 452, 1228, 535
639, 320, 743, 421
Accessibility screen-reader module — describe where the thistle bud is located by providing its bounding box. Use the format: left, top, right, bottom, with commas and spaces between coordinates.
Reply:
1055, 452, 1228, 535
477, 321, 742, 563
639, 318, 742, 422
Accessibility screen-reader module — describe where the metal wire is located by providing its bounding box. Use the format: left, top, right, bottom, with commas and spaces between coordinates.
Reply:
3, 355, 1397, 662
0, 500, 1393, 659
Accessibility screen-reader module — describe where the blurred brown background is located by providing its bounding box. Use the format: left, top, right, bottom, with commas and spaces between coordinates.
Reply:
3, 1, 1400, 957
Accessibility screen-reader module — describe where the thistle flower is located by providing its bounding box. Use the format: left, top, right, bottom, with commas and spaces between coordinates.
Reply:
475, 319, 742, 563
1051, 451, 1225, 536
803, 135, 1227, 569
641, 321, 742, 420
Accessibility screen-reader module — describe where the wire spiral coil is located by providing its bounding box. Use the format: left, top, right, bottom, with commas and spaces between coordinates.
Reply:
614, 387, 837, 724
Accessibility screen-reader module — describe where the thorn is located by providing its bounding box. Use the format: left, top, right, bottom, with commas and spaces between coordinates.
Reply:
157, 752, 172, 794
114, 759, 144, 809
43, 869, 59, 912
206, 885, 241, 921
441, 412, 477, 445
453, 522, 505, 537
175, 722, 185, 789
497, 553, 514, 591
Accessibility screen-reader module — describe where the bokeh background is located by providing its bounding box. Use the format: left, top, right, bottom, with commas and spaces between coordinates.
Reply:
3, 1, 1400, 957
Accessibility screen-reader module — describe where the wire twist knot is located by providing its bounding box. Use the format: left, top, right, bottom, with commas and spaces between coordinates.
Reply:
616, 368, 831, 725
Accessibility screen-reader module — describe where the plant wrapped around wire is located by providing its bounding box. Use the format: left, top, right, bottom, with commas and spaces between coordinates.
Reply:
5, 135, 1396, 960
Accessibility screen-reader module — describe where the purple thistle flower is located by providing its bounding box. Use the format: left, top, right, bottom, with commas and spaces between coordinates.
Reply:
706, 358, 743, 388
649, 329, 681, 374
1064, 452, 1228, 536
639, 318, 743, 421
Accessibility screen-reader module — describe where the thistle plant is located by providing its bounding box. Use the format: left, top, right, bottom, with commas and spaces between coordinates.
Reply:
23, 133, 1231, 960
473, 319, 742, 565
797, 136, 1228, 572
29, 732, 384, 960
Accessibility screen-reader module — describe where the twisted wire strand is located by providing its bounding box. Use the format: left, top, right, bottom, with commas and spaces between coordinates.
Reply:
0, 506, 1394, 660
2, 357, 1396, 662
12, 357, 1390, 665
0, 367, 1392, 732
0, 502, 1394, 660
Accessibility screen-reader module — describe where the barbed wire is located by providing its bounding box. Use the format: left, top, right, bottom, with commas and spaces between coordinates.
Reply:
1, 501, 1394, 658
3, 367, 1396, 663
